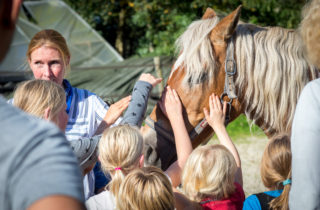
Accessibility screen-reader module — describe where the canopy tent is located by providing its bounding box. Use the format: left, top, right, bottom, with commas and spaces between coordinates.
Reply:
0, 0, 123, 82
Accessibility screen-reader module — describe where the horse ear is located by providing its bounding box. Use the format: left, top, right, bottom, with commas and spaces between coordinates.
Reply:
202, 8, 216, 19
210, 5, 242, 42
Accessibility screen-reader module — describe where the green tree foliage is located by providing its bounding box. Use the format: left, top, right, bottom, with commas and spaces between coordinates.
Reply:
64, 0, 306, 58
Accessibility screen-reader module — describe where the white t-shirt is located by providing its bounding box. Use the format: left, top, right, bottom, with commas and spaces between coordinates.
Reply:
86, 190, 116, 210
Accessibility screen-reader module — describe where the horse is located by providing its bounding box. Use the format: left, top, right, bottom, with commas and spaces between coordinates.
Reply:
141, 6, 318, 170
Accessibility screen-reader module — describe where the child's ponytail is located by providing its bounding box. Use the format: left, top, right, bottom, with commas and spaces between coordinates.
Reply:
269, 171, 291, 210
99, 125, 144, 197
260, 134, 291, 210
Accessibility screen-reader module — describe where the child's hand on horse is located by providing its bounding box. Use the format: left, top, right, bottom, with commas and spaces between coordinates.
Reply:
159, 86, 183, 122
203, 93, 227, 131
138, 73, 162, 87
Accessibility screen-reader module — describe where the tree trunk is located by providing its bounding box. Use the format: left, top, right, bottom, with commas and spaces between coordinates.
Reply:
115, 8, 125, 56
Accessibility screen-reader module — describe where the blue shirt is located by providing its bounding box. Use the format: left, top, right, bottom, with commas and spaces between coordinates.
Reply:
243, 190, 283, 210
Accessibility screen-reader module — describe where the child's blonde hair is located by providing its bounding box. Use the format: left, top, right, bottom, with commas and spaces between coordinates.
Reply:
300, 0, 320, 68
181, 144, 237, 202
117, 166, 175, 210
261, 134, 291, 210
98, 125, 143, 196
13, 79, 65, 120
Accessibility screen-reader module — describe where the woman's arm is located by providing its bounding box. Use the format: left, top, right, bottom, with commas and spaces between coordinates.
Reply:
203, 93, 243, 186
162, 86, 193, 188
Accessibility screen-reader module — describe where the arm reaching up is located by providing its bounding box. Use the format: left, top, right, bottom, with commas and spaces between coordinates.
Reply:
121, 73, 162, 127
161, 86, 193, 188
203, 93, 243, 186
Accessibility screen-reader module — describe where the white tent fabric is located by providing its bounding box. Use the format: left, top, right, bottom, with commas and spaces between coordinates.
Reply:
0, 0, 123, 73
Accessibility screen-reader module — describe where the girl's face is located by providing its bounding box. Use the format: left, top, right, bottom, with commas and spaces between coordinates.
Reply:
52, 104, 68, 132
29, 46, 66, 86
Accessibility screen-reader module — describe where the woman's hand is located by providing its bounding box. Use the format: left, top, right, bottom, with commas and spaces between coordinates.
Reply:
203, 93, 227, 131
104, 95, 131, 126
138, 73, 162, 87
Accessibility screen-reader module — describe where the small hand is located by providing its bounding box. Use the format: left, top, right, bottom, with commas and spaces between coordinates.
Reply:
159, 86, 183, 122
138, 73, 162, 87
105, 95, 131, 125
203, 93, 227, 131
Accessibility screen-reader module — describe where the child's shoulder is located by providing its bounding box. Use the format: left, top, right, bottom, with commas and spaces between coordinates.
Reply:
243, 193, 261, 210
199, 183, 245, 210
86, 190, 116, 210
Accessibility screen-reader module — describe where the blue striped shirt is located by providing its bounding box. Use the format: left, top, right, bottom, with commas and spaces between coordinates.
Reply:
64, 81, 110, 142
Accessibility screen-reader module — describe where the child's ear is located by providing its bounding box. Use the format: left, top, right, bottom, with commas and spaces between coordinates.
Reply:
43, 107, 51, 120
139, 154, 144, 168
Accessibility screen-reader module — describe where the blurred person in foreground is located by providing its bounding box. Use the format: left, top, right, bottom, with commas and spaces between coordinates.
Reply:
0, 0, 85, 209
289, 0, 320, 209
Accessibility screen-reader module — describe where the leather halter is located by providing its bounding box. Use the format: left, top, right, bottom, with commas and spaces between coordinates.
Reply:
220, 36, 237, 123
145, 37, 237, 142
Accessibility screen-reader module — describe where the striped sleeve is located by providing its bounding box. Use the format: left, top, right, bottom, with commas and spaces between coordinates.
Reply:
93, 95, 109, 130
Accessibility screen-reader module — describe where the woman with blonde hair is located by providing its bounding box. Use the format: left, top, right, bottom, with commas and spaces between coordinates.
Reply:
117, 166, 175, 210
26, 29, 132, 140
181, 94, 244, 209
26, 29, 132, 199
86, 86, 196, 210
243, 134, 291, 210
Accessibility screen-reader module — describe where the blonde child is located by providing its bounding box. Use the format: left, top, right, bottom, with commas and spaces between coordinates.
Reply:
14, 79, 67, 131
86, 86, 196, 210
181, 93, 244, 209
13, 79, 99, 174
117, 166, 175, 210
243, 134, 291, 210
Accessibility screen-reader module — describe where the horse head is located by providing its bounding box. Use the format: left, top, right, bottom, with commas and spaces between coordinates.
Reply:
142, 6, 318, 170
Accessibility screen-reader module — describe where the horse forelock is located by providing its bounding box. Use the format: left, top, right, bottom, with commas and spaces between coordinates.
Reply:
235, 24, 318, 134
172, 17, 220, 86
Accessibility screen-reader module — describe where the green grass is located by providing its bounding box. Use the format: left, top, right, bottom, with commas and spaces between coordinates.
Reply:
208, 114, 266, 144
226, 114, 265, 138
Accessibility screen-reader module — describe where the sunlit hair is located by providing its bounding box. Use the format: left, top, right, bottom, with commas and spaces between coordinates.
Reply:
261, 134, 291, 210
300, 0, 320, 68
27, 29, 70, 73
13, 79, 65, 121
181, 144, 237, 202
174, 16, 318, 135
174, 17, 219, 84
99, 125, 144, 197
117, 166, 175, 210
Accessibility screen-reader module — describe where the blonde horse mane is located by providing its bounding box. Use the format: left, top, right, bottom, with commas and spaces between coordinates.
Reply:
174, 18, 318, 134
174, 17, 220, 84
